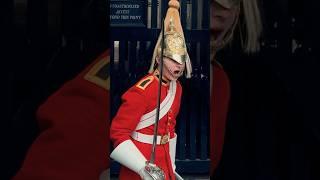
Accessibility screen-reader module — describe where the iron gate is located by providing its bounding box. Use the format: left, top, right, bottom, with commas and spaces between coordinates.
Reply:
110, 0, 210, 175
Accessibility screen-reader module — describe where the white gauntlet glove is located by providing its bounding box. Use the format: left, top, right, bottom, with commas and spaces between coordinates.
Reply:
110, 140, 146, 174
110, 140, 165, 180
138, 168, 154, 180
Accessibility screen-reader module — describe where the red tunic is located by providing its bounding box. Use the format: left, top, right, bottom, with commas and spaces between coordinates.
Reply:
13, 50, 110, 180
110, 74, 182, 180
210, 61, 230, 175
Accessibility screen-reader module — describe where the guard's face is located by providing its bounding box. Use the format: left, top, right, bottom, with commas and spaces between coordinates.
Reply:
157, 56, 185, 81
211, 0, 239, 42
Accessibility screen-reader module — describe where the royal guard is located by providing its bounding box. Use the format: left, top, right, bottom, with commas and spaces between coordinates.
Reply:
210, 0, 262, 175
12, 50, 110, 180
109, 0, 191, 179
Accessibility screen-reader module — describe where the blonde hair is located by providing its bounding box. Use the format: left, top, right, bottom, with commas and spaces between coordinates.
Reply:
213, 0, 263, 53
241, 0, 263, 53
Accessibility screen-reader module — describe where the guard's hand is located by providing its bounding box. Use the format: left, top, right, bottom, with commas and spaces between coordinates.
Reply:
144, 162, 165, 180
138, 168, 154, 180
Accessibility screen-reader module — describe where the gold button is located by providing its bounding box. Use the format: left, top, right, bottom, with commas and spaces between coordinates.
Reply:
160, 134, 169, 144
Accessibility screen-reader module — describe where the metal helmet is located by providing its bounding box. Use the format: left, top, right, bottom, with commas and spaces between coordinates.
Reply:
149, 0, 192, 78
157, 18, 186, 65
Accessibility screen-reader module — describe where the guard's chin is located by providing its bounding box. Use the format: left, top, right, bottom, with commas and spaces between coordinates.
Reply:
166, 74, 178, 81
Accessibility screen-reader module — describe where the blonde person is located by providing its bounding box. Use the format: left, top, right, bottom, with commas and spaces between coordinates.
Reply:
210, 0, 262, 175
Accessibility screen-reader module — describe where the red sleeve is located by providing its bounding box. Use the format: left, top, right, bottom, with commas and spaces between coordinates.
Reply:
210, 64, 230, 175
110, 86, 149, 147
13, 51, 110, 180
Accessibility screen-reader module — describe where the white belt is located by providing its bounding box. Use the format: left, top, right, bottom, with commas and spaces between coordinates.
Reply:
131, 131, 172, 145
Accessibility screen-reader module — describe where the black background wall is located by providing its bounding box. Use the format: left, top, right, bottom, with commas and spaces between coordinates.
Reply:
1, 0, 320, 179
212, 0, 320, 180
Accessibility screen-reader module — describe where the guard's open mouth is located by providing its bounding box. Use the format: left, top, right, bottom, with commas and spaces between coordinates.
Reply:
168, 69, 182, 79
174, 70, 180, 74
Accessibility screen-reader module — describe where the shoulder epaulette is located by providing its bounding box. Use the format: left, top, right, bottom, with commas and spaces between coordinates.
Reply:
136, 76, 154, 90
84, 54, 110, 90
